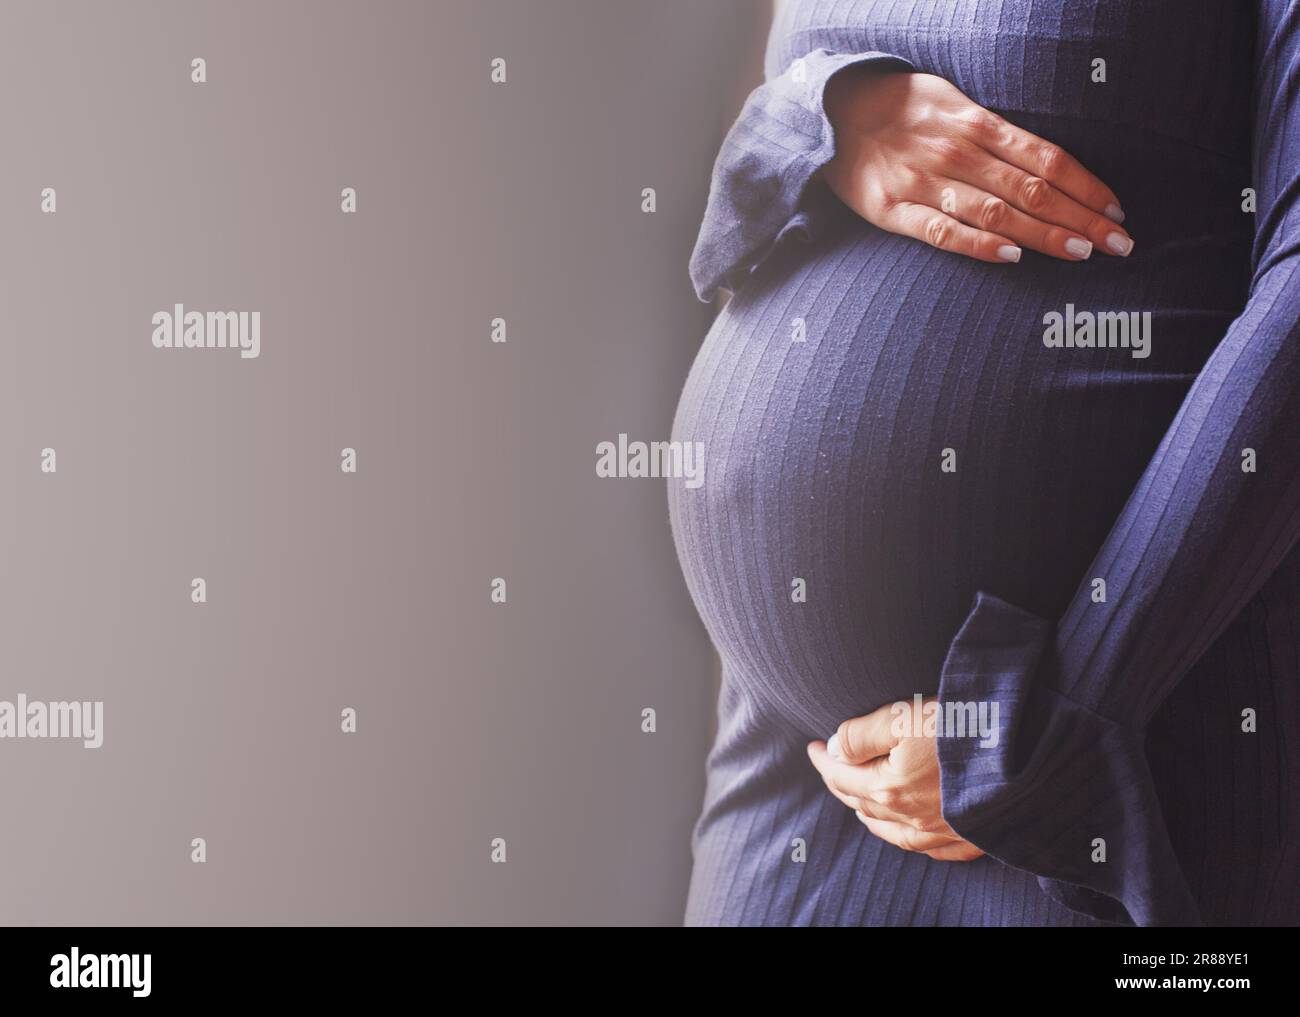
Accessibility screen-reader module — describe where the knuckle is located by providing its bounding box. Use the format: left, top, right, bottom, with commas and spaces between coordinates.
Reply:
978, 195, 1009, 230
1084, 213, 1110, 237
961, 107, 998, 138
1036, 142, 1066, 178
896, 165, 924, 191
875, 190, 903, 215
878, 170, 917, 208
923, 215, 953, 249
834, 719, 857, 757
863, 181, 896, 216
909, 101, 940, 130
1019, 174, 1050, 211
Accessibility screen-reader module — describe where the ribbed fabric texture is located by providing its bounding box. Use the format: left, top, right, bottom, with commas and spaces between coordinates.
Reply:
668, 0, 1300, 926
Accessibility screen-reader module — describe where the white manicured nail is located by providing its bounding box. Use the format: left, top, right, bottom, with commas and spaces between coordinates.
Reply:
1104, 203, 1125, 223
1106, 232, 1134, 256
996, 244, 1022, 263
1065, 237, 1093, 259
826, 733, 843, 760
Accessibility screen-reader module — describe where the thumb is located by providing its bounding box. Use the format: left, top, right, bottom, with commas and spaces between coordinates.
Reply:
827, 704, 902, 765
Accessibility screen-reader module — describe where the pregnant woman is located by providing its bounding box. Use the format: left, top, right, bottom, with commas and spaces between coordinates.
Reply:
668, 0, 1300, 926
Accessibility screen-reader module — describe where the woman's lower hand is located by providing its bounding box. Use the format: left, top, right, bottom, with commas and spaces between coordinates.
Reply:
821, 66, 1133, 264
807, 697, 985, 861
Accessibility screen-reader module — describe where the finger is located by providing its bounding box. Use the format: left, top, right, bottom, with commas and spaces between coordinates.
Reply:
857, 812, 962, 853
829, 702, 907, 765
964, 108, 1125, 222
881, 201, 1023, 264
936, 178, 1101, 263
806, 743, 913, 822
807, 743, 865, 809
924, 840, 986, 862
810, 741, 898, 803
952, 147, 1134, 258
808, 740, 873, 797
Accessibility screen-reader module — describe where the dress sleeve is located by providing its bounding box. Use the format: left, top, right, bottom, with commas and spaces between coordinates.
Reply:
936, 0, 1300, 927
688, 47, 914, 303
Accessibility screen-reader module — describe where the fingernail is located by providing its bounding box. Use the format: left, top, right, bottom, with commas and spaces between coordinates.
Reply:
1105, 232, 1134, 256
826, 733, 843, 760
1104, 202, 1126, 224
1065, 237, 1093, 259
996, 244, 1021, 263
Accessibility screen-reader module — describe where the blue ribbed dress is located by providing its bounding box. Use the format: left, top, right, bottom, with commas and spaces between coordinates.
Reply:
668, 0, 1300, 926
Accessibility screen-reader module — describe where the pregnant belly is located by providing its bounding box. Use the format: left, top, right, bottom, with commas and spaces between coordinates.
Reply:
668, 221, 1245, 737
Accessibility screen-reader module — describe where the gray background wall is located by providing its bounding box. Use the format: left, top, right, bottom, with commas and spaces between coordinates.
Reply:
0, 0, 767, 924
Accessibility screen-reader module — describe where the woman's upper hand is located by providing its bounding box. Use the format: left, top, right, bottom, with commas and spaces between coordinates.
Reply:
820, 67, 1133, 264
807, 697, 985, 862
